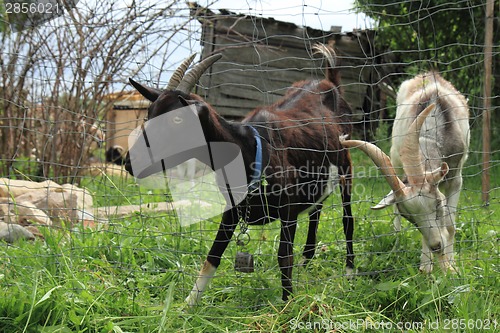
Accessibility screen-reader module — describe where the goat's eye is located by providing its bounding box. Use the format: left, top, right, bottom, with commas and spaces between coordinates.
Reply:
173, 116, 183, 124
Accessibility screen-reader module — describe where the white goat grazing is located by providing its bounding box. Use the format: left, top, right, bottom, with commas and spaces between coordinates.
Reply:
342, 72, 469, 273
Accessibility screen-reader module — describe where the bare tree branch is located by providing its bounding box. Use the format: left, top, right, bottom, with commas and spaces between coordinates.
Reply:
0, 0, 196, 182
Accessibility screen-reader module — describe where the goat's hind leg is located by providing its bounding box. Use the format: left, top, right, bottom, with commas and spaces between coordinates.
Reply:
278, 218, 298, 301
340, 165, 355, 276
300, 204, 322, 267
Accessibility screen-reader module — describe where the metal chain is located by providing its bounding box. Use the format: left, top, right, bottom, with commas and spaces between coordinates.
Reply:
236, 195, 251, 247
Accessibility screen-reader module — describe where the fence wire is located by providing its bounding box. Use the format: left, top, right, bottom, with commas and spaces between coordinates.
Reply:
0, 0, 498, 331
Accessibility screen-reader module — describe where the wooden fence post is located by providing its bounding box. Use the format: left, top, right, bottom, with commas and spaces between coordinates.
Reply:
482, 0, 494, 205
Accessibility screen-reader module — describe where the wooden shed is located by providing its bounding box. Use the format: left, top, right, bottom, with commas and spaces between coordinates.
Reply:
105, 4, 393, 152
104, 91, 148, 152
190, 3, 390, 137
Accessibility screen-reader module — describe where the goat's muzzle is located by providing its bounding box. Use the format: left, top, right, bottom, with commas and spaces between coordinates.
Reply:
429, 242, 442, 253
124, 152, 134, 176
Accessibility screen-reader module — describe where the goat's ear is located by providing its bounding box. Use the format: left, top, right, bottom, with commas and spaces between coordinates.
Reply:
129, 78, 162, 102
426, 162, 449, 185
372, 191, 397, 210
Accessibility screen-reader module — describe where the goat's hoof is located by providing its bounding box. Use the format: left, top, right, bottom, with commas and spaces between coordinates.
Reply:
298, 256, 311, 267
185, 294, 200, 308
345, 267, 355, 279
181, 303, 195, 313
419, 263, 433, 274
447, 266, 458, 274
440, 262, 458, 274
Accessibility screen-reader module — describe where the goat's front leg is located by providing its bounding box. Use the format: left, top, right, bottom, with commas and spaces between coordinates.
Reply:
443, 220, 457, 273
438, 212, 457, 273
438, 182, 462, 273
278, 219, 298, 301
393, 205, 402, 231
419, 240, 434, 273
438, 227, 456, 273
300, 204, 321, 266
185, 208, 239, 306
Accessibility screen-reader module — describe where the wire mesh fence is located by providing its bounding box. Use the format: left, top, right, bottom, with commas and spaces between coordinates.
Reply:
0, 0, 498, 331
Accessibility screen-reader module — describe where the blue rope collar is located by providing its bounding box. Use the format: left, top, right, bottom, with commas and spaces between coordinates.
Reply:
247, 125, 263, 192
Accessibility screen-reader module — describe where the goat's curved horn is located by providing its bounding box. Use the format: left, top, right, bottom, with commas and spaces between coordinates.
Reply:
165, 53, 197, 90
399, 103, 435, 185
341, 139, 405, 194
176, 53, 223, 94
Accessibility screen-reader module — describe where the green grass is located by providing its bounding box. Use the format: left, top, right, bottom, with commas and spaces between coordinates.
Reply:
0, 150, 498, 332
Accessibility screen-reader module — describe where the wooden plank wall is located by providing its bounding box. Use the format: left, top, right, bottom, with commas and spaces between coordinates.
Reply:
195, 12, 380, 127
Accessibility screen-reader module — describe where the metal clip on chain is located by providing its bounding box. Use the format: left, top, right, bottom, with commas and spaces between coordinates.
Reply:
234, 197, 254, 273
235, 197, 251, 247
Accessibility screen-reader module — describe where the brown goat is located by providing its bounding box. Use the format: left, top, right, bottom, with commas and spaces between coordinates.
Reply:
124, 44, 354, 305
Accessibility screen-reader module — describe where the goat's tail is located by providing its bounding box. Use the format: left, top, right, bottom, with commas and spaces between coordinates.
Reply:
313, 43, 340, 87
